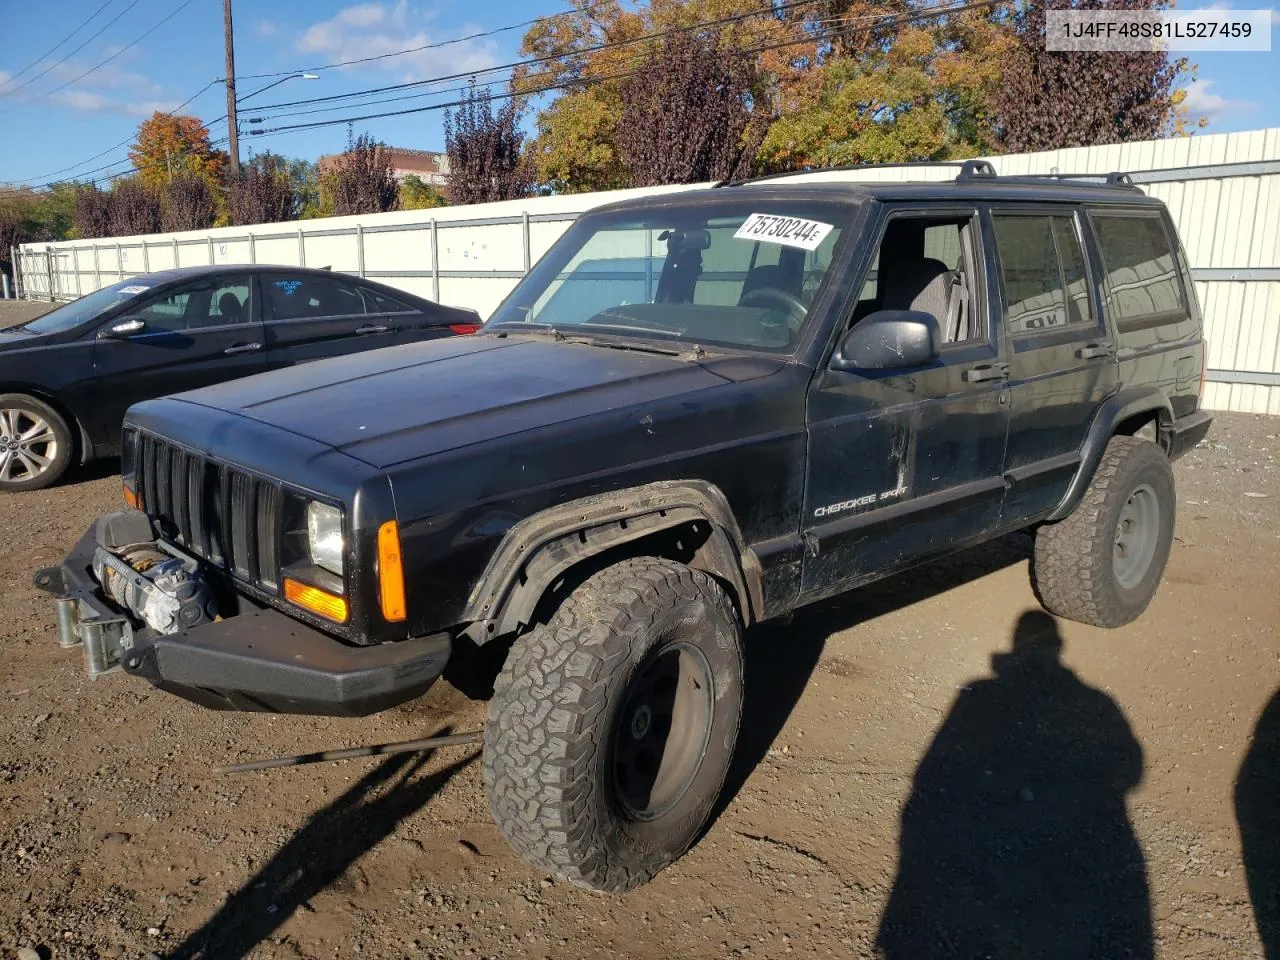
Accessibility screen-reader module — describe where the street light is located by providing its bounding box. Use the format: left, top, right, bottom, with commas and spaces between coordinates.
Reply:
235, 72, 320, 106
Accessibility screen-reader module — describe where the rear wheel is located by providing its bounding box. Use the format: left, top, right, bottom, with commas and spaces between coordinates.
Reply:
1031, 436, 1175, 628
484, 556, 744, 892
0, 394, 73, 492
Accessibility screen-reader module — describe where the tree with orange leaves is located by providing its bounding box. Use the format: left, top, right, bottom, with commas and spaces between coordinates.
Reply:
128, 113, 229, 189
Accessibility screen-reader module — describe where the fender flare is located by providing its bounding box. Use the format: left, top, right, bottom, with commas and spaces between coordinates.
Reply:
461, 480, 764, 642
0, 384, 96, 464
1047, 386, 1173, 523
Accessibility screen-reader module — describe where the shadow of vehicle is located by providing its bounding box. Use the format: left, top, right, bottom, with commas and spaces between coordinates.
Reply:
1237, 688, 1280, 959
165, 737, 478, 960
711, 533, 1034, 826
60, 455, 122, 487
875, 609, 1152, 959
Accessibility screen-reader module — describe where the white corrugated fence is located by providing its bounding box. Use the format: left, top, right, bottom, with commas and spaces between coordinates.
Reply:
14, 127, 1280, 415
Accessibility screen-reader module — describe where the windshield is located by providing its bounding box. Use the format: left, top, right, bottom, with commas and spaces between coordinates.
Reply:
487, 200, 851, 352
21, 279, 151, 335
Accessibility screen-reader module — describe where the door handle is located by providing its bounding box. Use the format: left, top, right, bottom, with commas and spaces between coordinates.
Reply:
223, 342, 262, 355
964, 362, 1009, 383
1076, 342, 1115, 360
355, 324, 390, 335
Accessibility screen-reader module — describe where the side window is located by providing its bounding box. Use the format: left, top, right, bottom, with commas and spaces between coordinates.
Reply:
128, 277, 251, 331
853, 214, 982, 343
363, 287, 417, 314
263, 274, 368, 321
1091, 214, 1185, 325
992, 214, 1093, 335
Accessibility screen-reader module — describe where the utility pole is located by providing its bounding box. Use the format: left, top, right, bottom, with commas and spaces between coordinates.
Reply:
223, 0, 239, 177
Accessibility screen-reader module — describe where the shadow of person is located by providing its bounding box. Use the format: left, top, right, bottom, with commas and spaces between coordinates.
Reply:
1237, 688, 1280, 959
876, 609, 1152, 960
166, 739, 478, 960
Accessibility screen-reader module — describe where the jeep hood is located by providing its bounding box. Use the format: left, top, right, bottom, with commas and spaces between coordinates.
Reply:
171, 334, 733, 468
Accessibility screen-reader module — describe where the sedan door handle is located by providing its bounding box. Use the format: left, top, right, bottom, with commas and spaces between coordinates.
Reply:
355, 324, 390, 335
223, 342, 262, 355
1076, 342, 1115, 360
964, 362, 1009, 383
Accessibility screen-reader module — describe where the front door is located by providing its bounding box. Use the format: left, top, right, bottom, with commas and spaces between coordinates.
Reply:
989, 206, 1119, 522
801, 206, 1010, 601
90, 274, 264, 445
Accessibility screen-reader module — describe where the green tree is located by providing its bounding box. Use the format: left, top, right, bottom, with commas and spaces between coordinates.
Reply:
398, 174, 448, 210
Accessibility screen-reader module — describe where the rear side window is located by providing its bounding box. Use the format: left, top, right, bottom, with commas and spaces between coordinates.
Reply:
263, 274, 368, 321
992, 214, 1094, 335
1091, 213, 1185, 326
364, 288, 417, 314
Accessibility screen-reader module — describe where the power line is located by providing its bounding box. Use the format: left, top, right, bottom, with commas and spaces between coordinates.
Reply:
0, 0, 116, 89
233, 5, 584, 81
13, 80, 223, 185
247, 2, 985, 137
0, 0, 142, 101
1, 0, 197, 114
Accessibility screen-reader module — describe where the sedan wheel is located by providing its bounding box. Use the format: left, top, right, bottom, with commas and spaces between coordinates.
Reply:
0, 395, 74, 492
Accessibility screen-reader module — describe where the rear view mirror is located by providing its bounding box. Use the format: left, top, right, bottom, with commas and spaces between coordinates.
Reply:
832, 310, 941, 372
101, 318, 146, 339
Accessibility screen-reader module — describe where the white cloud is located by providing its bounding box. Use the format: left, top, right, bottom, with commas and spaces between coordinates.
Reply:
0, 52, 169, 116
296, 2, 497, 81
1182, 78, 1256, 122
254, 19, 279, 37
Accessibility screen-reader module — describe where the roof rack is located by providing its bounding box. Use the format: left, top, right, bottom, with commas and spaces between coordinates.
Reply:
713, 160, 1141, 191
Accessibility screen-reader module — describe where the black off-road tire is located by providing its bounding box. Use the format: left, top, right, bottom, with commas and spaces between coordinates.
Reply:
1031, 436, 1176, 628
0, 393, 74, 492
484, 556, 744, 893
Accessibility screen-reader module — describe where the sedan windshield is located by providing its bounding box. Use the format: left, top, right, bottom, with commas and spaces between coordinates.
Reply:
20, 279, 150, 335
487, 200, 851, 352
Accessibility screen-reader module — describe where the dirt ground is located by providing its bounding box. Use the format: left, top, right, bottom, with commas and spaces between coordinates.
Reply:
0, 298, 1277, 960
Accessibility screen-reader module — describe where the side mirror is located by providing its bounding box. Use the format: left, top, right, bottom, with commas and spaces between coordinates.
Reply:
101, 318, 146, 339
831, 309, 942, 372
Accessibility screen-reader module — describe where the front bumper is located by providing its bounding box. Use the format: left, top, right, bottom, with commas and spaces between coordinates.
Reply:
34, 524, 450, 717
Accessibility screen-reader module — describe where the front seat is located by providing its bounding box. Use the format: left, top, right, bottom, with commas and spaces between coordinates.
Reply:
879, 257, 952, 320
217, 291, 245, 325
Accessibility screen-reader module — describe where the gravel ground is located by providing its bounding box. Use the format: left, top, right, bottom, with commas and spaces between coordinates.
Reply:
0, 296, 1277, 959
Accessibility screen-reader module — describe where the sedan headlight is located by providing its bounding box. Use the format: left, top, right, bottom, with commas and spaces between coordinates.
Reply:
306, 502, 345, 577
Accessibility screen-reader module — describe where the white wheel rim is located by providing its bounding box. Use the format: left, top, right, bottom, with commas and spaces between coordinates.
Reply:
0, 408, 58, 483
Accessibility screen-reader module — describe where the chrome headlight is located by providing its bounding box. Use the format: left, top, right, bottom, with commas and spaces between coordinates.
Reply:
306, 502, 345, 577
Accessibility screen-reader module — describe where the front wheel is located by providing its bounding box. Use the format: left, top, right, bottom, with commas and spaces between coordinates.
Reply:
484, 556, 744, 892
0, 394, 74, 492
1031, 436, 1176, 628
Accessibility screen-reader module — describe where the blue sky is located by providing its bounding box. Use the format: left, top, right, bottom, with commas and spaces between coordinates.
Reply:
0, 0, 1277, 188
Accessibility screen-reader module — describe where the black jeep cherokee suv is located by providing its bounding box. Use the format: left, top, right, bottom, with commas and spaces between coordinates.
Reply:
37, 161, 1213, 892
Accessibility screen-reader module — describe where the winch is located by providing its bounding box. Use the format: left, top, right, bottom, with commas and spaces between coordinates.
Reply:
92, 542, 219, 636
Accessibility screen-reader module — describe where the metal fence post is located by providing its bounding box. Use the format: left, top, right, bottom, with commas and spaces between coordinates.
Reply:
297, 228, 306, 266
522, 211, 531, 274
248, 232, 256, 264
93, 244, 101, 290
73, 247, 82, 297
11, 246, 20, 299
115, 243, 123, 279
46, 248, 54, 302
170, 237, 178, 269
142, 240, 150, 273
356, 224, 365, 277
430, 219, 439, 301
207, 236, 215, 265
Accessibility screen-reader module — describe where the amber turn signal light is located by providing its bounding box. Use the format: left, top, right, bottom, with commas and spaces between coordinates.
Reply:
123, 484, 139, 510
284, 578, 349, 623
377, 520, 407, 622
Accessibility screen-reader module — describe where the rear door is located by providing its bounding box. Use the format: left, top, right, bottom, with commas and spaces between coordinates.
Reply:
89, 274, 264, 444
991, 206, 1118, 522
260, 271, 401, 369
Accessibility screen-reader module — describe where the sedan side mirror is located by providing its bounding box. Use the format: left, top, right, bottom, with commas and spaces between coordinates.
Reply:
101, 318, 146, 339
831, 309, 942, 372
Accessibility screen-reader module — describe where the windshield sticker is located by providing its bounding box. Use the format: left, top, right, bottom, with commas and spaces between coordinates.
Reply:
274, 279, 304, 296
734, 214, 834, 251
119, 285, 150, 295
